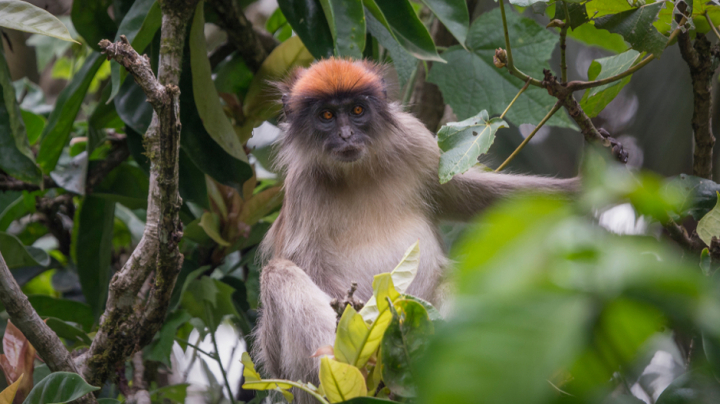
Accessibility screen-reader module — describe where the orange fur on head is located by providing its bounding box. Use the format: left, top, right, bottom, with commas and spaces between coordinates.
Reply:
282, 58, 386, 114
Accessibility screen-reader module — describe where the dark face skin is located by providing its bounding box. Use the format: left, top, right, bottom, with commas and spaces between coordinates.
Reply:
311, 96, 374, 163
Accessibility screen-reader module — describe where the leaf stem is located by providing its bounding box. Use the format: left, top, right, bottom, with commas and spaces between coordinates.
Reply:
500, 78, 531, 119
705, 12, 720, 42
206, 303, 237, 404
175, 338, 216, 358
567, 16, 687, 91
244, 381, 331, 404
497, 0, 545, 87
495, 101, 563, 172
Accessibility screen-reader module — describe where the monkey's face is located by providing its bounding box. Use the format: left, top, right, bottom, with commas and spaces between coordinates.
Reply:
311, 97, 375, 163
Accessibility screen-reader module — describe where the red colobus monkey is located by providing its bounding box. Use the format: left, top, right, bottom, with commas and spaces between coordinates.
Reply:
254, 58, 576, 402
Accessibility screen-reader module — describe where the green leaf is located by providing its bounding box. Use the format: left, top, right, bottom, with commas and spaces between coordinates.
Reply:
27, 295, 94, 332
381, 300, 433, 397
241, 352, 295, 390
178, 50, 254, 190
666, 174, 720, 219
278, 0, 335, 59
580, 50, 641, 117
320, 356, 367, 403
594, 2, 667, 57
363, 0, 443, 62
0, 375, 23, 404
71, 0, 116, 51
365, 12, 416, 88
198, 212, 231, 247
437, 110, 507, 184
0, 231, 49, 268
419, 0, 469, 45
37, 52, 105, 173
554, 2, 589, 29
319, 0, 366, 58
21, 110, 45, 146
0, 43, 42, 184
92, 162, 150, 209
108, 0, 161, 102
334, 305, 384, 369
22, 372, 99, 404
189, 2, 248, 162
45, 317, 92, 345
145, 310, 192, 364
586, 0, 633, 18
149, 384, 189, 404
181, 276, 240, 332
656, 0, 720, 35
428, 9, 575, 129
72, 196, 115, 319
0, 0, 78, 43
697, 192, 720, 247
0, 191, 26, 231
567, 22, 629, 54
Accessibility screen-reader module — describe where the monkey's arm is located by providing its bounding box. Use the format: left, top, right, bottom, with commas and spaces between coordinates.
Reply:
432, 169, 579, 221
253, 259, 337, 403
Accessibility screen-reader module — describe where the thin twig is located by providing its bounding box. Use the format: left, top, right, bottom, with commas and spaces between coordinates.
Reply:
560, 1, 569, 83
175, 338, 216, 358
497, 0, 544, 87
500, 78, 531, 119
496, 101, 563, 172
244, 381, 330, 404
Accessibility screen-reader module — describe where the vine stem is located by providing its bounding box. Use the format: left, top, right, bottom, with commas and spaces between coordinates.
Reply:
560, 1, 570, 82
206, 304, 237, 404
500, 78, 531, 119
495, 101, 563, 172
705, 12, 720, 41
175, 338, 216, 358
244, 381, 331, 404
497, 0, 544, 87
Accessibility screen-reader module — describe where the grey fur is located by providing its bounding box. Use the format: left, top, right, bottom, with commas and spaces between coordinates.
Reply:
253, 93, 577, 403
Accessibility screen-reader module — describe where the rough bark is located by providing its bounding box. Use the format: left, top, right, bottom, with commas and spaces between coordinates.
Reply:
678, 32, 719, 180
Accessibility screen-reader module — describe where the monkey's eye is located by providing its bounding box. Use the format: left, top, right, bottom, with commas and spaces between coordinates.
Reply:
352, 105, 364, 115
321, 110, 334, 121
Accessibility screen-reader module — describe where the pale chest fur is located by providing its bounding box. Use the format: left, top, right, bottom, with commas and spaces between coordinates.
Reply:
269, 172, 447, 303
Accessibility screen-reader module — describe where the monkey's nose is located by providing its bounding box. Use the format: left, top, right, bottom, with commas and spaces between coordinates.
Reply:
339, 129, 353, 140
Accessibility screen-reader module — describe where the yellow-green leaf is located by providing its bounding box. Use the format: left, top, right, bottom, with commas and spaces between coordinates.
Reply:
0, 1, 78, 43
241, 352, 294, 390
698, 192, 720, 247
334, 304, 387, 369
0, 374, 23, 404
360, 240, 420, 321
319, 356, 367, 403
199, 212, 230, 247
190, 2, 248, 162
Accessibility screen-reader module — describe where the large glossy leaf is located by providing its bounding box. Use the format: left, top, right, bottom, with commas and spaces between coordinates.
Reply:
419, 0, 469, 45
0, 321, 35, 402
365, 12, 416, 88
71, 0, 116, 51
22, 372, 99, 404
580, 50, 641, 118
319, 0, 366, 58
363, 0, 443, 62
0, 43, 41, 184
334, 305, 379, 369
189, 2, 248, 162
437, 110, 508, 184
381, 300, 434, 397
37, 52, 105, 173
0, 1, 77, 43
567, 22, 628, 53
594, 2, 667, 57
72, 196, 115, 319
360, 242, 420, 321
0, 232, 49, 268
428, 9, 575, 129
319, 356, 367, 403
241, 352, 295, 393
669, 174, 720, 219
92, 162, 149, 209
45, 318, 92, 345
178, 51, 254, 190
27, 295, 94, 332
108, 0, 161, 102
278, 0, 334, 59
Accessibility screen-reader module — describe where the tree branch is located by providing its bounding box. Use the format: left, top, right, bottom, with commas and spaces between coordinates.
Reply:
207, 0, 273, 72
678, 31, 719, 180
0, 251, 97, 401
83, 0, 197, 387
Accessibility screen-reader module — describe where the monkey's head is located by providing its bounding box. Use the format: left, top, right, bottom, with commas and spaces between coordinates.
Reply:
277, 58, 395, 167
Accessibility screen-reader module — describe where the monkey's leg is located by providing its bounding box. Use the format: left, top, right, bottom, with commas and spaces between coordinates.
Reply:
253, 259, 337, 402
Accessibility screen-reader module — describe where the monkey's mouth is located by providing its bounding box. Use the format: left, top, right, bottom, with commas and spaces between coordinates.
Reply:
332, 145, 364, 162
